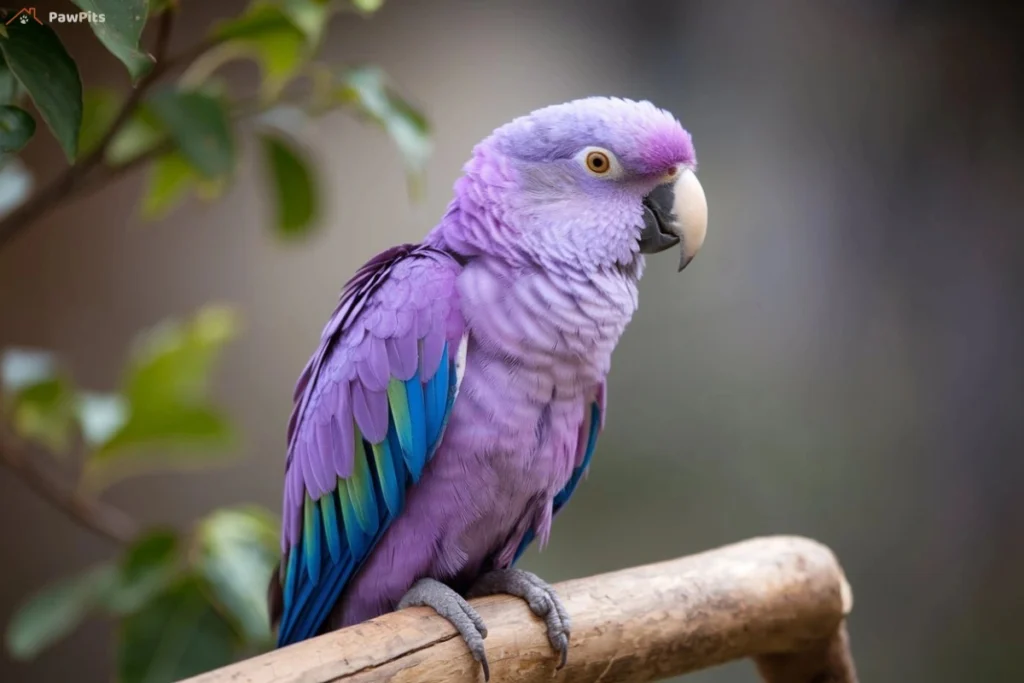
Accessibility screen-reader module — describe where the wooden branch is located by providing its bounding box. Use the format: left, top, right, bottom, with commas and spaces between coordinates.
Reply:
0, 437, 138, 545
180, 536, 857, 683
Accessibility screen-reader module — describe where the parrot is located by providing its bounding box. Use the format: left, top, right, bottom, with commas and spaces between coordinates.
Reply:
267, 96, 708, 677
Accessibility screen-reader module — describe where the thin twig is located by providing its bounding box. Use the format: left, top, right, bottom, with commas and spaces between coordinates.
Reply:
0, 11, 218, 251
0, 438, 138, 545
75, 140, 176, 198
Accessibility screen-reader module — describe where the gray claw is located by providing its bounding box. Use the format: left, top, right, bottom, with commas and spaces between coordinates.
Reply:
398, 578, 490, 680
468, 568, 571, 668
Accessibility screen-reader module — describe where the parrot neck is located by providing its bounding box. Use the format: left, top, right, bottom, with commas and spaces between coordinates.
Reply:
424, 141, 647, 276
456, 253, 639, 386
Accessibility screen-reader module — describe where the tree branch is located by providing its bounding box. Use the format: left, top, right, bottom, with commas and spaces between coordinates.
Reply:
64, 89, 312, 204
179, 536, 858, 683
755, 621, 859, 683
0, 438, 138, 545
0, 10, 217, 251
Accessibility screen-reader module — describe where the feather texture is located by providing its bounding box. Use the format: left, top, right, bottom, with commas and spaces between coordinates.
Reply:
273, 245, 467, 646
512, 382, 606, 564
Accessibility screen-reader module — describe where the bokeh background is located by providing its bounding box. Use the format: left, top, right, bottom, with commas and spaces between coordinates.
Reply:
3, 0, 1023, 681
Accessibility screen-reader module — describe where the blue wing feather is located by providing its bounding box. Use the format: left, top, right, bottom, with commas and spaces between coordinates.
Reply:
404, 376, 428, 475
275, 247, 465, 648
346, 438, 380, 536
387, 422, 407, 503
283, 547, 299, 607
303, 496, 321, 584
338, 485, 369, 558
512, 397, 603, 565
370, 436, 402, 517
319, 494, 341, 563
425, 343, 449, 447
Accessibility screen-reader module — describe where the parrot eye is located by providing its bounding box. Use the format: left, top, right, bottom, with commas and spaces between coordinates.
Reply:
576, 146, 623, 179
586, 151, 610, 174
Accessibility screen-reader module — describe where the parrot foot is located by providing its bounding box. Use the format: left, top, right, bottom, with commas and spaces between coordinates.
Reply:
398, 578, 491, 680
468, 568, 571, 669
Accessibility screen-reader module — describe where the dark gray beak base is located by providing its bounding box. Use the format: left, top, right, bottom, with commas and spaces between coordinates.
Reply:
638, 184, 682, 264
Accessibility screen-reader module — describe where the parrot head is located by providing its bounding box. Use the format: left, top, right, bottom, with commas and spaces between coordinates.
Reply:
439, 97, 708, 274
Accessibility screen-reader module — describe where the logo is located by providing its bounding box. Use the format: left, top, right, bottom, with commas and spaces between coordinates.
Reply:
5, 7, 42, 25
3, 7, 106, 25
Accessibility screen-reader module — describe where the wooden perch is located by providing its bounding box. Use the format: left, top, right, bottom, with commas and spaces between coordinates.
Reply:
180, 535, 857, 683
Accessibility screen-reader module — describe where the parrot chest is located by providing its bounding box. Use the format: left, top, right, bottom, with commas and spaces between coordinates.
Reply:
434, 347, 594, 569
410, 258, 638, 573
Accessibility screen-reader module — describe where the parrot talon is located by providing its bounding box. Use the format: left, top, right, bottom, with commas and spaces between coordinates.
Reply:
398, 578, 491, 680
467, 568, 571, 668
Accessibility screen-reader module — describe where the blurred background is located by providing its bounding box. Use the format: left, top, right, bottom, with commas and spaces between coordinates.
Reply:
2, 0, 1023, 681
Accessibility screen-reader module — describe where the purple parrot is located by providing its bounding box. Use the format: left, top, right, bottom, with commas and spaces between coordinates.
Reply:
268, 97, 708, 676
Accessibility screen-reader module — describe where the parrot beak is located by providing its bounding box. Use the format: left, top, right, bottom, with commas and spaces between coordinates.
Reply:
638, 168, 708, 271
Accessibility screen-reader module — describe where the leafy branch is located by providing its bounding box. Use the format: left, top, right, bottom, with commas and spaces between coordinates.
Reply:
0, 0, 430, 249
0, 7, 181, 249
0, 1, 433, 680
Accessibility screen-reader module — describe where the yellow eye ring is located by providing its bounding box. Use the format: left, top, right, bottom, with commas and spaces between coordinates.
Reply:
585, 150, 611, 174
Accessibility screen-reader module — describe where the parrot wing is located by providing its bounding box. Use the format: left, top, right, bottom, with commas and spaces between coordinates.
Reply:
512, 380, 607, 564
272, 244, 467, 646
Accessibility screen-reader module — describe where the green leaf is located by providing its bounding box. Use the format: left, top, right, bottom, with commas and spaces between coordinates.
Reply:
259, 132, 318, 239
338, 66, 431, 188
0, 15, 83, 161
76, 392, 128, 448
98, 404, 232, 460
78, 88, 121, 157
195, 507, 279, 643
0, 69, 17, 104
150, 0, 178, 14
0, 105, 34, 154
8, 378, 77, 452
213, 4, 309, 98
71, 0, 153, 82
0, 156, 32, 217
118, 576, 239, 683
147, 89, 235, 179
5, 563, 118, 659
351, 0, 385, 13
215, 3, 301, 42
122, 305, 238, 406
84, 306, 241, 488
1, 349, 76, 453
1, 348, 56, 392
106, 105, 165, 165
281, 0, 332, 45
0, 54, 23, 105
140, 151, 195, 219
103, 529, 181, 615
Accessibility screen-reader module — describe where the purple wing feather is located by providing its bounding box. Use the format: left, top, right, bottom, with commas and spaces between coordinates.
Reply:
271, 244, 466, 646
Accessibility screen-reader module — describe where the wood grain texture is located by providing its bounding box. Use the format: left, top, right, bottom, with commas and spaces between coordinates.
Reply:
179, 535, 857, 683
